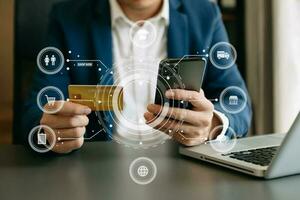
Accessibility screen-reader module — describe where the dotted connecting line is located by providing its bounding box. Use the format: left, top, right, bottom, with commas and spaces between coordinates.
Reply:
66, 59, 109, 70
57, 128, 104, 141
167, 129, 208, 141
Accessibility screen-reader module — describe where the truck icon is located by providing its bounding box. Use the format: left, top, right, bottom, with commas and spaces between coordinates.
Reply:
217, 51, 230, 60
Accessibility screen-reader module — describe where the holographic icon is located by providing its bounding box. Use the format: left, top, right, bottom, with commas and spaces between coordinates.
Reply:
129, 20, 157, 48
207, 126, 237, 153
137, 165, 149, 177
129, 157, 157, 185
209, 42, 237, 69
220, 86, 247, 114
136, 29, 150, 41
44, 55, 50, 66
50, 55, 56, 66
37, 132, 47, 145
37, 86, 65, 114
45, 95, 56, 106
228, 95, 238, 105
217, 50, 230, 60
37, 47, 65, 74
28, 125, 56, 153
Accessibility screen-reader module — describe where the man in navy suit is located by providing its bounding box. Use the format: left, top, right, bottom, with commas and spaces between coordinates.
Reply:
23, 0, 252, 154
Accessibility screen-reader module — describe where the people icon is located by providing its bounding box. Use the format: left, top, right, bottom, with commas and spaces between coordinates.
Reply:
37, 47, 65, 74
44, 55, 50, 66
50, 55, 56, 66
44, 55, 56, 66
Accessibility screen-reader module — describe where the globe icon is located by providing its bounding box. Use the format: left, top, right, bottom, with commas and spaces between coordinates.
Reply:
137, 165, 149, 177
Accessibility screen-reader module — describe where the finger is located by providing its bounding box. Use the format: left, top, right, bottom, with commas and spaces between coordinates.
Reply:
144, 112, 179, 131
144, 112, 158, 124
52, 137, 84, 154
157, 120, 209, 139
40, 115, 89, 129
44, 128, 56, 146
55, 127, 86, 140
145, 112, 188, 136
144, 112, 208, 138
147, 104, 186, 121
177, 135, 207, 146
44, 101, 92, 116
159, 123, 208, 146
165, 89, 212, 110
147, 104, 212, 126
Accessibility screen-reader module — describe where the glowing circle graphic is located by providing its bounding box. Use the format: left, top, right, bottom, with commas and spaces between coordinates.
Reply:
208, 126, 237, 153
95, 59, 186, 149
129, 20, 157, 48
37, 47, 65, 74
129, 157, 157, 185
219, 86, 247, 114
28, 125, 56, 153
209, 42, 237, 69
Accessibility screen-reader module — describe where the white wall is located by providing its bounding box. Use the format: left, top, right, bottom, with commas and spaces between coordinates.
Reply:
273, 0, 300, 132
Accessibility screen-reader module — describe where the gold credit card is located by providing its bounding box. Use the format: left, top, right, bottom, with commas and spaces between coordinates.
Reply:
68, 85, 123, 111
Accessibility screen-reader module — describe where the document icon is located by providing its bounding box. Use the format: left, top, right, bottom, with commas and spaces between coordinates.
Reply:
37, 133, 47, 145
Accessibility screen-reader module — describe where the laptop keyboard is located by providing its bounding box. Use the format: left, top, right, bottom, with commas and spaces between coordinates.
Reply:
223, 146, 279, 166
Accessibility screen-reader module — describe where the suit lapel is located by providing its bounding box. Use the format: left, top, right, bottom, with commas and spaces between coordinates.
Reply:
167, 0, 189, 58
91, 0, 114, 85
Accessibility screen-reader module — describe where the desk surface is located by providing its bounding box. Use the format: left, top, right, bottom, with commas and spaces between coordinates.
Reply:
0, 141, 299, 200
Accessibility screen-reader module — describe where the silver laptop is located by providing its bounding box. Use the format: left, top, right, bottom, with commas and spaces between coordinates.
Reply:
179, 112, 300, 179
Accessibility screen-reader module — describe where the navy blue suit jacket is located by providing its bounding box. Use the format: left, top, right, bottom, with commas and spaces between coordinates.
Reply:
22, 0, 252, 143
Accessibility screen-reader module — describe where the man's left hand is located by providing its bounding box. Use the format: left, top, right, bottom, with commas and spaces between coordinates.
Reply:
144, 89, 221, 146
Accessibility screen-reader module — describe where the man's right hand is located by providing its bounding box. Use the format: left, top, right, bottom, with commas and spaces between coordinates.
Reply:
40, 101, 91, 154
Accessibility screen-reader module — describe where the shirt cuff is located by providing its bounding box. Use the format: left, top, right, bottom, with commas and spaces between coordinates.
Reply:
213, 110, 229, 140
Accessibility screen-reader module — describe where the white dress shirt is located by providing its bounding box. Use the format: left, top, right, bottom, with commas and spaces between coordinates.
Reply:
108, 0, 228, 139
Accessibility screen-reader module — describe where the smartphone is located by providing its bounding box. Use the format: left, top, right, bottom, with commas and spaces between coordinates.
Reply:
154, 57, 207, 109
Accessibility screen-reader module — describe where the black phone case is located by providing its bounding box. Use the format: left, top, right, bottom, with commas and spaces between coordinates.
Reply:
154, 57, 207, 109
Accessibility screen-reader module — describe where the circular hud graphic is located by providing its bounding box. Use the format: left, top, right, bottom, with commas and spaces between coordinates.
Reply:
129, 157, 157, 185
95, 59, 187, 149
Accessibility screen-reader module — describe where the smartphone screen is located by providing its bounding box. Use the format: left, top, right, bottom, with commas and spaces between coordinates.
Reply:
154, 57, 207, 109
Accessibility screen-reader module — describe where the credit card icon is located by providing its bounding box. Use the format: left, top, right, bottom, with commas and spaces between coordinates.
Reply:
68, 85, 123, 111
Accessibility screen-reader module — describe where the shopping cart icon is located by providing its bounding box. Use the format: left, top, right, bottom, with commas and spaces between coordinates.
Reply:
45, 95, 56, 106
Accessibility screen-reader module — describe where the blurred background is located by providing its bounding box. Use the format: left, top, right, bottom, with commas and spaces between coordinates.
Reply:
0, 0, 299, 144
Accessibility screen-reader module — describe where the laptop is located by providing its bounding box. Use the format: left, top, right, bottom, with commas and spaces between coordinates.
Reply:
179, 112, 300, 179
